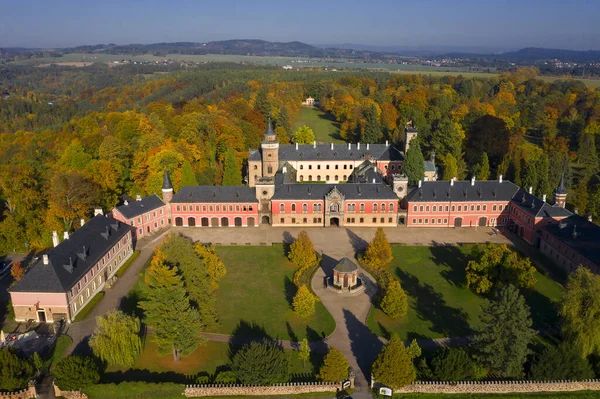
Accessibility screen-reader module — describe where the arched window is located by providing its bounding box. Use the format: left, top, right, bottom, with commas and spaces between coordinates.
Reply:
330, 204, 338, 212
302, 203, 308, 212
335, 175, 339, 181
373, 203, 378, 212
317, 204, 322, 211
313, 204, 318, 211
317, 175, 321, 180
432, 205, 436, 212
267, 166, 273, 174
326, 175, 330, 181
291, 204, 296, 212
347, 204, 352, 211
389, 203, 394, 212
351, 204, 356, 211
483, 205, 487, 211
300, 176, 304, 182
280, 204, 284, 212
308, 175, 312, 181
360, 203, 365, 212
382, 203, 386, 212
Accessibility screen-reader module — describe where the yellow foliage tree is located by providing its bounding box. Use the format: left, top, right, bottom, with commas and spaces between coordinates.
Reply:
194, 243, 227, 289
363, 227, 393, 269
292, 284, 319, 318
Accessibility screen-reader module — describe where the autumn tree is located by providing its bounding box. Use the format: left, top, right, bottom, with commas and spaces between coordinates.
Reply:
293, 125, 315, 144
222, 148, 242, 186
372, 334, 416, 389
380, 280, 408, 318
139, 262, 204, 361
298, 338, 310, 370
465, 244, 536, 294
194, 243, 226, 289
560, 267, 600, 357
471, 285, 535, 378
289, 231, 319, 285
47, 170, 100, 230
363, 227, 393, 269
403, 141, 426, 184
89, 310, 142, 368
318, 348, 349, 382
10, 261, 24, 282
360, 105, 383, 143
293, 284, 319, 318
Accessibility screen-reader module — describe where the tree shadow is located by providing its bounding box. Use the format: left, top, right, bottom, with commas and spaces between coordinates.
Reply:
316, 112, 343, 141
345, 229, 368, 256
284, 276, 297, 307
70, 335, 93, 357
282, 231, 294, 257
227, 320, 275, 359
305, 326, 328, 351
395, 268, 472, 337
286, 322, 299, 350
102, 368, 193, 384
344, 309, 384, 386
429, 242, 471, 288
377, 322, 391, 340
522, 289, 559, 331
119, 291, 144, 319
320, 254, 337, 279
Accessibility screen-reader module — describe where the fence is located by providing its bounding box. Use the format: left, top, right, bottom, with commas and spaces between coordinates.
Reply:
184, 381, 342, 397
52, 384, 88, 399
0, 385, 36, 399
388, 379, 600, 394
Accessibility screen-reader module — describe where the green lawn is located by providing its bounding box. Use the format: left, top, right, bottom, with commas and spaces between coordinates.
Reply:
367, 245, 563, 340
293, 107, 344, 143
215, 246, 335, 341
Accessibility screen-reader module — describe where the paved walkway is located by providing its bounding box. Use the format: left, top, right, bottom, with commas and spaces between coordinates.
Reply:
65, 231, 170, 355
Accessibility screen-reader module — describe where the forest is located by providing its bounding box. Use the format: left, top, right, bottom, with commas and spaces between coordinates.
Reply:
0, 63, 598, 253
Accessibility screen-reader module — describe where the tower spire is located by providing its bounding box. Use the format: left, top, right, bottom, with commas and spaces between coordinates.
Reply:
264, 117, 276, 142
553, 171, 568, 208
162, 170, 173, 203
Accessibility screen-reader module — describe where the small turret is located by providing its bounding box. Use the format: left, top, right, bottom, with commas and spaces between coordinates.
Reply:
261, 117, 279, 178
264, 117, 276, 142
553, 172, 568, 208
162, 170, 173, 203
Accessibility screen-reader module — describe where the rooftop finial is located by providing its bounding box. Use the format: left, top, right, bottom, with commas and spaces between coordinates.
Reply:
264, 117, 276, 141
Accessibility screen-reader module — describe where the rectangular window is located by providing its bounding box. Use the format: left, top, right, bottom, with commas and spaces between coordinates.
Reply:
380, 218, 384, 223
372, 217, 376, 223
236, 205, 240, 212
216, 205, 220, 212
138, 228, 143, 235
388, 218, 392, 223
209, 206, 213, 212
154, 222, 158, 228
360, 218, 364, 223
292, 218, 296, 224
138, 217, 142, 223
303, 218, 307, 223
425, 218, 429, 224
202, 205, 207, 212
182, 205, 186, 212
280, 218, 284, 223
196, 205, 200, 212
153, 211, 156, 217
229, 205, 233, 212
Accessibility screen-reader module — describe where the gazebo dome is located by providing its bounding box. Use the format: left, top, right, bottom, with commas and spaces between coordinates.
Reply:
334, 258, 358, 274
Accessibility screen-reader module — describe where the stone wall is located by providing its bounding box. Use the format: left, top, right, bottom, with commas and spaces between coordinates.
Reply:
53, 384, 88, 399
0, 385, 36, 399
184, 381, 341, 397
393, 380, 600, 394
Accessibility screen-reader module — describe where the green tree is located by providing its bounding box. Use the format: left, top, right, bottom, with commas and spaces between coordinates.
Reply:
360, 105, 383, 143
372, 334, 416, 390
139, 262, 204, 361
277, 106, 293, 141
472, 285, 535, 378
292, 284, 319, 318
578, 133, 599, 181
380, 280, 408, 319
194, 243, 227, 289
363, 227, 393, 269
214, 371, 237, 384
403, 141, 426, 184
465, 244, 536, 294
535, 154, 551, 198
429, 348, 477, 381
560, 267, 600, 357
89, 310, 142, 368
53, 356, 100, 391
318, 348, 349, 382
0, 348, 33, 391
298, 338, 310, 370
32, 352, 43, 375
254, 87, 271, 117
529, 343, 594, 381
180, 160, 198, 187
476, 152, 490, 180
289, 231, 319, 281
222, 148, 241, 186
439, 153, 459, 181
231, 341, 290, 385
293, 125, 315, 144
588, 185, 600, 222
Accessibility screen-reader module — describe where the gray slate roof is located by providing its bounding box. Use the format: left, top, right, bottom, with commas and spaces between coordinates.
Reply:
424, 160, 436, 172
171, 186, 257, 203
272, 181, 398, 200
543, 215, 600, 265
334, 257, 358, 273
10, 215, 132, 293
406, 180, 520, 203
348, 161, 385, 184
249, 149, 262, 162
278, 143, 403, 162
511, 188, 572, 218
115, 194, 165, 219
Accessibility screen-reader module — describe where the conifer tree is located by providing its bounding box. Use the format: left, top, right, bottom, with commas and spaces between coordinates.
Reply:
277, 106, 293, 141
372, 334, 416, 390
440, 153, 459, 181
318, 348, 349, 382
363, 227, 393, 269
579, 133, 599, 181
288, 231, 318, 272
380, 280, 408, 318
403, 141, 425, 184
472, 285, 535, 378
181, 160, 198, 186
292, 284, 319, 318
222, 148, 241, 186
535, 154, 551, 197
360, 105, 383, 143
139, 262, 204, 361
477, 152, 490, 180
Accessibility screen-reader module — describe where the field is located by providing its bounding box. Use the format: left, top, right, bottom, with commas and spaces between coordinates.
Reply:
367, 245, 564, 340
293, 107, 344, 143
214, 246, 335, 341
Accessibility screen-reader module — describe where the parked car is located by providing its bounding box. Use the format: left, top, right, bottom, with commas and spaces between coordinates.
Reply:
0, 261, 12, 279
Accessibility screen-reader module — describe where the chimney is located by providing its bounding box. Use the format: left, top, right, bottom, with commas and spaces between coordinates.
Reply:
588, 215, 593, 222
372, 178, 376, 184
367, 143, 370, 150
575, 208, 579, 215
63, 231, 69, 240
313, 141, 316, 148
80, 218, 85, 227
357, 142, 360, 150
348, 143, 351, 150
471, 176, 475, 186
52, 231, 59, 247
528, 186, 533, 194
385, 140, 389, 146
136, 194, 142, 201
94, 208, 103, 216
498, 174, 503, 183
418, 180, 422, 188
542, 194, 547, 203
124, 200, 128, 206
450, 179, 454, 187
43, 254, 49, 265
295, 142, 298, 150
331, 143, 334, 150
282, 166, 287, 174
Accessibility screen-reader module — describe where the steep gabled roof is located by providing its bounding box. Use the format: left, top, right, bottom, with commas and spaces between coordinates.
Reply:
10, 215, 132, 293
406, 180, 520, 202
511, 188, 572, 218
272, 181, 398, 200
115, 194, 165, 220
544, 215, 600, 265
171, 186, 257, 203
278, 143, 403, 162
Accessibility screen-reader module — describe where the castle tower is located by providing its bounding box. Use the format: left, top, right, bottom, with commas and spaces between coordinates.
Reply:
404, 121, 418, 153
261, 118, 279, 178
162, 170, 173, 204
553, 173, 568, 208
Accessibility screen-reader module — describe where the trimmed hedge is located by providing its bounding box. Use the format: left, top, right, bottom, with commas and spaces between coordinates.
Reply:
83, 382, 184, 399
73, 291, 105, 322
116, 250, 141, 278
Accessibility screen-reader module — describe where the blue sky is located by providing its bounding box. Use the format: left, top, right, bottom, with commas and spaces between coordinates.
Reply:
1, 0, 599, 51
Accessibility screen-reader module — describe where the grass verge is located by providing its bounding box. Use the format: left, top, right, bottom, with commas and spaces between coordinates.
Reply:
116, 250, 140, 278
73, 291, 105, 322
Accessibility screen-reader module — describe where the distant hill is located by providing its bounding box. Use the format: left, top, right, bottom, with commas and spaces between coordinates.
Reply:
442, 47, 600, 62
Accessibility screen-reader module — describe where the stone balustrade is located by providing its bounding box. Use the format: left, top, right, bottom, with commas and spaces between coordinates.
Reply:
390, 379, 600, 394
184, 381, 342, 397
